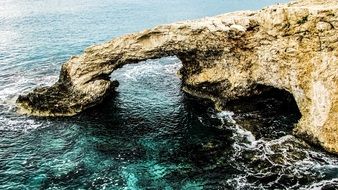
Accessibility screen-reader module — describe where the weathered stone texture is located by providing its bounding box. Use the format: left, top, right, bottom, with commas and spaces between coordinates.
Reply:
17, 0, 338, 154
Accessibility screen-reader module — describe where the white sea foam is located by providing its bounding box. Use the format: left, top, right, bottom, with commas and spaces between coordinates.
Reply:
216, 110, 236, 124
302, 179, 338, 190
0, 116, 43, 132
215, 110, 256, 147
112, 57, 181, 82
0, 71, 57, 132
214, 109, 338, 189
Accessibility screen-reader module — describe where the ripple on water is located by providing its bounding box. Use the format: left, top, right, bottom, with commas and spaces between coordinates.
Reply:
0, 56, 338, 190
1, 0, 338, 188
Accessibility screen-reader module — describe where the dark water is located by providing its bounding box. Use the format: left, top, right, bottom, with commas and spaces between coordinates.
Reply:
1, 0, 338, 189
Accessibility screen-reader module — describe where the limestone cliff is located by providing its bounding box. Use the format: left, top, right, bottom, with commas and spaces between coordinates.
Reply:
17, 0, 338, 154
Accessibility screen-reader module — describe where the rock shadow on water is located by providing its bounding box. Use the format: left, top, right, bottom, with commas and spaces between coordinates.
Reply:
224, 85, 302, 140
15, 78, 338, 189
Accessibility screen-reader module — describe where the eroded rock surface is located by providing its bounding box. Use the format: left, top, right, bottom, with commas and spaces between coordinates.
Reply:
17, 0, 338, 154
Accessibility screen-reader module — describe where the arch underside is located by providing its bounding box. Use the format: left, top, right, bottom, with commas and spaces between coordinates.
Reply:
17, 0, 338, 154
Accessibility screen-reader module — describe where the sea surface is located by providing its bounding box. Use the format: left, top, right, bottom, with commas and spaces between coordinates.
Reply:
1, 0, 338, 189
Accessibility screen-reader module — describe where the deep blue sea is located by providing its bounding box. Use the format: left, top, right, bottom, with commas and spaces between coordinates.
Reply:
1, 0, 338, 189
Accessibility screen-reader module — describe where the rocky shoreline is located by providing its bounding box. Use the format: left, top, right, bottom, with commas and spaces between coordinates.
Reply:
17, 0, 338, 154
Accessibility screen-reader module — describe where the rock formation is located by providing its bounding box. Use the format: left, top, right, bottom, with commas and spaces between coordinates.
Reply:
17, 0, 338, 154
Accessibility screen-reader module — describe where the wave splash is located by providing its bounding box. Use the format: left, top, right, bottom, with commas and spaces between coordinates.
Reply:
214, 110, 338, 189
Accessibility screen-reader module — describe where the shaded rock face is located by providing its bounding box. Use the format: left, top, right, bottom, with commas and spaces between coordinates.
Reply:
17, 0, 338, 154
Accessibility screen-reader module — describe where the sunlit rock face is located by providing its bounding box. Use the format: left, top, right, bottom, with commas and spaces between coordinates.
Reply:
17, 0, 338, 154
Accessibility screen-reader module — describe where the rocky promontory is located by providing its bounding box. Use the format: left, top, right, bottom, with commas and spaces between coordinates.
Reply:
17, 0, 338, 154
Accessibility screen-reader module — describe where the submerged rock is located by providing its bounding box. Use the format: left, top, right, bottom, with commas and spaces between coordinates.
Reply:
17, 0, 338, 154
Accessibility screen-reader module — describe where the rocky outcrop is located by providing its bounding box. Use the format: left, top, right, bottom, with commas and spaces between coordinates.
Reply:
17, 0, 338, 154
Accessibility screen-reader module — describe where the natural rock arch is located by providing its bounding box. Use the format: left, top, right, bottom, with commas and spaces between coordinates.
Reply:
17, 0, 338, 154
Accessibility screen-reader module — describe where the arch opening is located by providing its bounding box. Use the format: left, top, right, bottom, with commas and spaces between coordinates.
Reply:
104, 57, 303, 141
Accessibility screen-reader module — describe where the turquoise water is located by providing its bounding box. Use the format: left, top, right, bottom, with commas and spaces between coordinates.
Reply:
1, 0, 338, 189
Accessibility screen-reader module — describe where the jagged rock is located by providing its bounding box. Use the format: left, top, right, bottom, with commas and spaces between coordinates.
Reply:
17, 0, 338, 154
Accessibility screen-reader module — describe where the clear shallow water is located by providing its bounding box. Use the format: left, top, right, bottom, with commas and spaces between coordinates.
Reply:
1, 0, 338, 189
